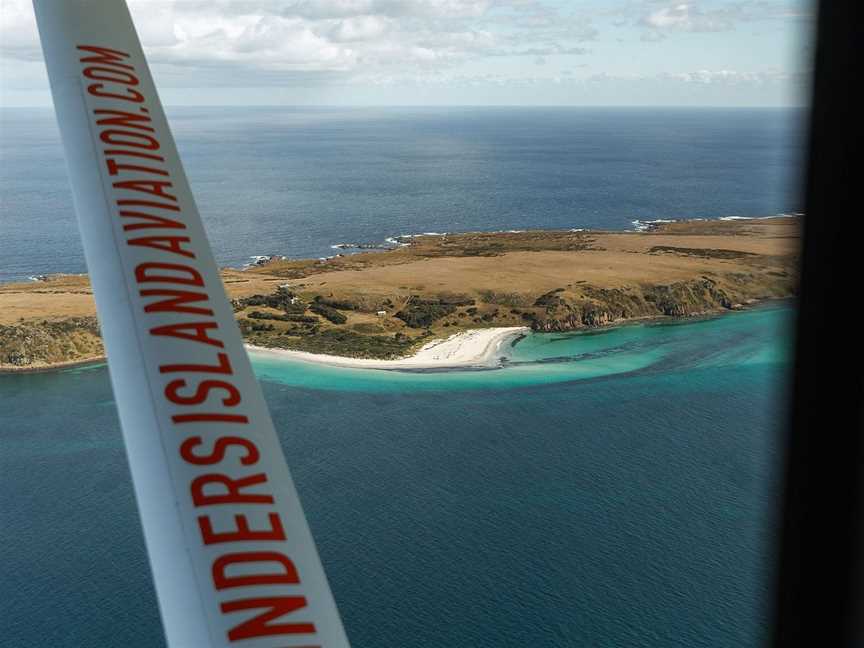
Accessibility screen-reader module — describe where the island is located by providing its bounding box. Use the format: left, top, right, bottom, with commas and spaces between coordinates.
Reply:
0, 217, 799, 372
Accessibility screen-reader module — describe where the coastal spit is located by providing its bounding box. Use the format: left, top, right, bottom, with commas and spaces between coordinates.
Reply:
0, 217, 799, 372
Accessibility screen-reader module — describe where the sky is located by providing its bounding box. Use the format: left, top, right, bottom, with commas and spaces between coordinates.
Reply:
0, 0, 813, 107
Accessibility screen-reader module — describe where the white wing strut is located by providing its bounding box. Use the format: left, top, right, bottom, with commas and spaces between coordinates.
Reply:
32, 1, 351, 646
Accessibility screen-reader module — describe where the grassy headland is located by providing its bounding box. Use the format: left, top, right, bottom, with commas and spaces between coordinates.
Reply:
0, 217, 799, 371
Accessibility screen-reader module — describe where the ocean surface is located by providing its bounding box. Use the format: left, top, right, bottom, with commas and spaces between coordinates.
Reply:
0, 106, 804, 283
0, 304, 793, 647
1, 107, 799, 646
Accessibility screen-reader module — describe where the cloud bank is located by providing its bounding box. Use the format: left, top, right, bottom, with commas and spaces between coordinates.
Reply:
0, 0, 811, 105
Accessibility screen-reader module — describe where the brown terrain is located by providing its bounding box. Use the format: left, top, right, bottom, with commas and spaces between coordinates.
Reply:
0, 217, 799, 371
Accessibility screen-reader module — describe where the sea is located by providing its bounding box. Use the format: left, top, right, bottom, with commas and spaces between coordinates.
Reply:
0, 106, 803, 282
0, 107, 802, 647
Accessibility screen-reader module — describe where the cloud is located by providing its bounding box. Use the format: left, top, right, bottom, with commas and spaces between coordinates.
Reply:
640, 2, 742, 33
0, 0, 595, 87
659, 67, 804, 85
328, 14, 391, 41
638, 0, 814, 37
0, 0, 808, 106
584, 66, 806, 88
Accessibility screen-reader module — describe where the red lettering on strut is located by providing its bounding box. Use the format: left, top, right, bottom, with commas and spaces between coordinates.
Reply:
221, 597, 316, 641
191, 473, 273, 506
135, 262, 203, 286
160, 352, 232, 374
117, 199, 179, 211
107, 160, 168, 176
127, 235, 195, 258
179, 436, 260, 466
120, 211, 185, 231
100, 129, 160, 150
141, 289, 213, 316
87, 84, 144, 103
150, 321, 223, 347
104, 149, 165, 162
79, 42, 320, 638
199, 513, 286, 544
165, 378, 240, 406
213, 552, 300, 590
95, 109, 153, 132
77, 44, 133, 69
113, 179, 177, 201
84, 66, 139, 86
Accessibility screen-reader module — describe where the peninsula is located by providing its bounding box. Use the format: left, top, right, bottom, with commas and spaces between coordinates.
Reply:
0, 217, 799, 372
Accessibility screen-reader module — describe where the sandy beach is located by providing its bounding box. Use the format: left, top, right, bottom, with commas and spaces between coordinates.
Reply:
1, 219, 798, 372
246, 326, 528, 370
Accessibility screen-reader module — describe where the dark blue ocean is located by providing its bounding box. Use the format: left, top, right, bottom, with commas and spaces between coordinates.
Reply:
0, 107, 800, 646
0, 107, 803, 283
0, 305, 792, 647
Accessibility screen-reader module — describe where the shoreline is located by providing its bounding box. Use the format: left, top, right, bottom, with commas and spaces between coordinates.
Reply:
0, 300, 794, 376
4, 214, 802, 285
0, 327, 528, 374
247, 327, 529, 370
0, 355, 106, 375
1, 217, 799, 374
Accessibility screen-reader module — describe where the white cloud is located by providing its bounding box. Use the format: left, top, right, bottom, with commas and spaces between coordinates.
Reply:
660, 67, 802, 85
329, 14, 391, 41
640, 2, 739, 33
638, 0, 813, 36
0, 0, 594, 86
0, 0, 809, 105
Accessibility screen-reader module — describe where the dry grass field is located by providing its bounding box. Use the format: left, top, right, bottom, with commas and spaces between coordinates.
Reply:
0, 217, 799, 370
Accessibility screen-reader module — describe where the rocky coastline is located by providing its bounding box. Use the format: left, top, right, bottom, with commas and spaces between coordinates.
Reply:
0, 216, 799, 372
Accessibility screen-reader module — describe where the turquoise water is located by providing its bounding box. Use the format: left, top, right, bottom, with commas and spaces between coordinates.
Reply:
0, 304, 792, 647
251, 304, 789, 391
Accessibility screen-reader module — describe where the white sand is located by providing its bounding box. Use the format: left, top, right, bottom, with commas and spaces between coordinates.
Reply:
246, 326, 528, 370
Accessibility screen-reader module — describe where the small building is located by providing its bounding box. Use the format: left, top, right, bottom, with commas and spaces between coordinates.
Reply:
376, 310, 387, 317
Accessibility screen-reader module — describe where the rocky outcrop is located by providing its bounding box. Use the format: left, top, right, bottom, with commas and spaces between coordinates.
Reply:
528, 277, 790, 332
0, 317, 103, 368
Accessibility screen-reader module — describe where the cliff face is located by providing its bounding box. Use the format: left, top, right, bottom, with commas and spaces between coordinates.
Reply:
527, 277, 794, 332
0, 317, 104, 368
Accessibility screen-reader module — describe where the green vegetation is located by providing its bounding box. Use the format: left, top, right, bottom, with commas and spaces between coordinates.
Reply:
269, 329, 420, 359
247, 310, 292, 321
309, 302, 348, 324
313, 295, 359, 310
649, 246, 757, 259
238, 319, 276, 333
232, 286, 303, 313
0, 317, 103, 367
534, 288, 566, 309
395, 298, 458, 328
477, 290, 531, 307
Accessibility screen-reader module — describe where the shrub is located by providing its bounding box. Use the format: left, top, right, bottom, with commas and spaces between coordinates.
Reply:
314, 295, 358, 311
248, 310, 290, 321
309, 303, 347, 324
478, 290, 531, 307
271, 329, 417, 359
395, 298, 457, 328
